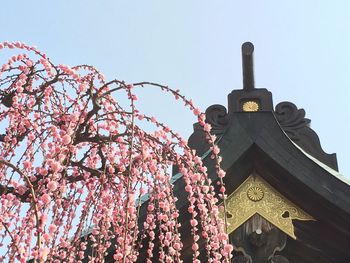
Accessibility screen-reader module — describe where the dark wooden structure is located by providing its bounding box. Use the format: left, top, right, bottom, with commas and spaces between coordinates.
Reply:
183, 42, 350, 262
81, 42, 350, 262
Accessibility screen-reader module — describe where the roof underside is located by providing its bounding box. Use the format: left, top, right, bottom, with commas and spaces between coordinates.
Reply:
188, 110, 350, 262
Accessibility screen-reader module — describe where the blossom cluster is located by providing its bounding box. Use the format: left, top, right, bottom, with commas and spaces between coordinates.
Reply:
0, 42, 232, 262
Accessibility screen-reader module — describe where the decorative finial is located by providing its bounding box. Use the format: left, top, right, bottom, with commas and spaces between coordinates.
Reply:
242, 42, 255, 91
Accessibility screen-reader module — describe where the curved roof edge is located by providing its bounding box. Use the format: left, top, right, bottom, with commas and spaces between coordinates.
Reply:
290, 139, 350, 186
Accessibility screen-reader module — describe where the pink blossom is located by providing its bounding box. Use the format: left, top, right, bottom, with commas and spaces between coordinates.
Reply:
49, 160, 61, 173
26, 60, 33, 67
212, 145, 220, 155
79, 84, 87, 92
173, 242, 181, 251
203, 123, 212, 132
217, 169, 226, 178
47, 181, 57, 192
62, 134, 71, 145
108, 165, 115, 173
48, 224, 57, 234
23, 161, 31, 170
39, 168, 48, 176
190, 219, 198, 227
43, 233, 52, 242
223, 244, 233, 254
113, 253, 123, 261
41, 194, 51, 205
28, 133, 35, 141
0, 43, 231, 263
193, 107, 201, 116
38, 247, 50, 261
219, 186, 226, 193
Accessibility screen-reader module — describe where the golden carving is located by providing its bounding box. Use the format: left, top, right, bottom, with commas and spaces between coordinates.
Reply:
221, 175, 314, 239
242, 101, 259, 112
247, 186, 264, 201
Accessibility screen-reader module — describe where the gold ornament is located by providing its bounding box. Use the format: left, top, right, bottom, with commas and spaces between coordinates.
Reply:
242, 101, 259, 112
220, 174, 314, 239
247, 186, 264, 201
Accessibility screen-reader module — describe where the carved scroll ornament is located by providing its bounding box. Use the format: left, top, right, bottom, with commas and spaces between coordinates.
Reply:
274, 101, 338, 170
205, 104, 229, 135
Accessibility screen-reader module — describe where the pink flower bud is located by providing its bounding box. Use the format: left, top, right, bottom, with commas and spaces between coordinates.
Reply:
217, 169, 226, 178
173, 242, 181, 251
47, 181, 57, 192
48, 224, 57, 234
41, 194, 51, 205
223, 244, 233, 254
193, 107, 201, 116
190, 219, 198, 227
62, 134, 71, 145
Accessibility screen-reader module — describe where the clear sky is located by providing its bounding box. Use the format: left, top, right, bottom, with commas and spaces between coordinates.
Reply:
1, 1, 349, 177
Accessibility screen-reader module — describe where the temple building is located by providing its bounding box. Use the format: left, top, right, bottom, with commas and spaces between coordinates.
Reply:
179, 42, 350, 262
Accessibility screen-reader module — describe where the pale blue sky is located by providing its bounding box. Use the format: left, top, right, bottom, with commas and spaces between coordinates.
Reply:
1, 1, 349, 176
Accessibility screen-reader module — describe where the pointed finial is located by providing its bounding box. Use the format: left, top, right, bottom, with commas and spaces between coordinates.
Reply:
242, 42, 255, 91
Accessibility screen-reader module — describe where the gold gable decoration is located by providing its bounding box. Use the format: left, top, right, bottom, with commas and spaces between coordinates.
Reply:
220, 175, 314, 239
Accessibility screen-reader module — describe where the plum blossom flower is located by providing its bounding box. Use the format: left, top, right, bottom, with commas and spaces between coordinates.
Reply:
62, 134, 71, 145
0, 41, 231, 262
41, 194, 51, 205
47, 181, 57, 192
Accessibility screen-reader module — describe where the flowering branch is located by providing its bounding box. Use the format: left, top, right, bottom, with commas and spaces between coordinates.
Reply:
0, 41, 233, 262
